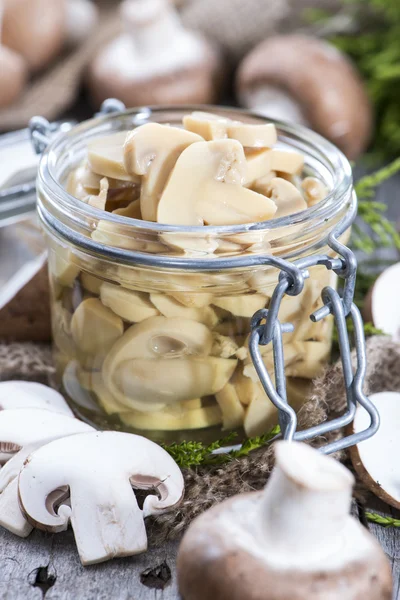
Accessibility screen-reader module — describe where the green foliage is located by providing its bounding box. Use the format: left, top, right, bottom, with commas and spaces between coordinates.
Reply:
163, 426, 280, 469
352, 158, 400, 253
311, 0, 400, 157
366, 512, 400, 527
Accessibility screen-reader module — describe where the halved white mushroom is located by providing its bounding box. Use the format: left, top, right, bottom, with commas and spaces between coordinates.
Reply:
70, 298, 124, 357
0, 381, 72, 416
18, 431, 184, 565
87, 132, 139, 182
350, 391, 400, 509
156, 140, 277, 226
150, 293, 218, 327
123, 123, 203, 221
100, 283, 159, 323
102, 316, 214, 411
0, 409, 92, 537
265, 177, 307, 217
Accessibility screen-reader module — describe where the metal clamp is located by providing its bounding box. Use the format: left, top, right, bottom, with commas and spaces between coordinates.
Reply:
249, 207, 379, 454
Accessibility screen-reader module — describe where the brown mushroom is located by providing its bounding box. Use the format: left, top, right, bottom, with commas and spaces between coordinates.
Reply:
88, 0, 223, 108
2, 0, 65, 72
177, 441, 392, 600
236, 35, 373, 159
0, 45, 27, 108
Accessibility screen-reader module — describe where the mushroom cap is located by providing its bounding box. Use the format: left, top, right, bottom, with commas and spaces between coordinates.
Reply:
177, 490, 392, 600
0, 381, 73, 416
363, 262, 400, 339
2, 0, 65, 71
88, 40, 223, 108
349, 391, 400, 510
0, 46, 27, 109
236, 35, 373, 159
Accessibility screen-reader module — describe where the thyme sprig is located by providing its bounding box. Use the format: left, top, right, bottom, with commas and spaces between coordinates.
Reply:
366, 512, 400, 527
163, 426, 280, 469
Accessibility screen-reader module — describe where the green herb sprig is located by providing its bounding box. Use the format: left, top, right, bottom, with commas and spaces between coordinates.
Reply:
163, 426, 280, 469
366, 512, 400, 527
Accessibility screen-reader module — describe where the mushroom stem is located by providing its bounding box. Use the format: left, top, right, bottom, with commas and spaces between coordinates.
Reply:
121, 0, 184, 57
257, 442, 354, 566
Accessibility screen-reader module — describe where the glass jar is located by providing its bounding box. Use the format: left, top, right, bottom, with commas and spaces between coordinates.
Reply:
37, 106, 353, 444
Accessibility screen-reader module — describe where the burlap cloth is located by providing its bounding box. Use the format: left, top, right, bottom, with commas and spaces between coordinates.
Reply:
1, 336, 398, 544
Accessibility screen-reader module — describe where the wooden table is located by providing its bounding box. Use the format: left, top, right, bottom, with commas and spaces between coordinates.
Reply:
0, 157, 399, 598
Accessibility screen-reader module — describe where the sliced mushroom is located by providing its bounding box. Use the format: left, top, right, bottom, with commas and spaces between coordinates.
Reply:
87, 177, 109, 210
211, 333, 240, 359
87, 132, 140, 182
123, 123, 203, 221
265, 177, 307, 217
102, 316, 214, 410
215, 381, 245, 430
212, 293, 267, 318
157, 140, 277, 226
183, 111, 229, 140
81, 272, 103, 295
66, 161, 103, 199
70, 298, 124, 357
0, 381, 72, 416
100, 283, 159, 323
301, 176, 328, 206
177, 441, 392, 600
0, 409, 92, 537
285, 340, 330, 379
114, 356, 237, 407
226, 122, 277, 148
51, 249, 80, 287
150, 294, 218, 328
349, 391, 400, 509
245, 148, 304, 186
18, 431, 184, 565
120, 404, 222, 431
243, 381, 278, 437
113, 199, 142, 219
170, 291, 214, 308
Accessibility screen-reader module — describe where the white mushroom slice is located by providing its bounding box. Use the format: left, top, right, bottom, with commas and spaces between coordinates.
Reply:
244, 148, 304, 185
0, 381, 72, 416
150, 294, 218, 328
66, 161, 102, 199
243, 342, 302, 382
18, 431, 184, 565
350, 391, 400, 509
87, 177, 109, 210
113, 199, 142, 219
249, 171, 277, 194
124, 123, 203, 221
301, 176, 328, 206
211, 333, 239, 358
91, 220, 150, 251
81, 272, 103, 295
102, 316, 214, 410
212, 294, 267, 318
157, 140, 277, 226
100, 284, 159, 323
215, 382, 245, 430
120, 404, 222, 431
170, 292, 214, 308
87, 132, 138, 182
285, 341, 330, 379
0, 409, 92, 537
244, 384, 278, 437
227, 122, 277, 148
70, 298, 124, 356
115, 357, 237, 407
364, 262, 400, 340
183, 111, 229, 140
52, 248, 80, 287
266, 177, 307, 218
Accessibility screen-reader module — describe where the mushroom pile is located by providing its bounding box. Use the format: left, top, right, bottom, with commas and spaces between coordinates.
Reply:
178, 441, 392, 600
54, 112, 335, 437
0, 381, 184, 565
0, 0, 98, 109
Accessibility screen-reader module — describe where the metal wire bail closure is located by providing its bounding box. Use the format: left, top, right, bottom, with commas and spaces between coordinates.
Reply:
249, 197, 380, 454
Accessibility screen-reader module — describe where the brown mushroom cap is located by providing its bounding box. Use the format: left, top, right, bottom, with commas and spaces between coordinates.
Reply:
177, 491, 392, 600
2, 0, 65, 71
236, 35, 373, 159
0, 46, 27, 109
